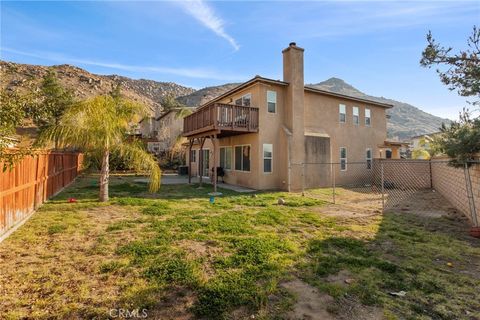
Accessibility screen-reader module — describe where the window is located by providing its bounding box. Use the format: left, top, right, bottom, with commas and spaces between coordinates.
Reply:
267, 91, 276, 113
366, 148, 372, 169
190, 150, 196, 162
365, 108, 371, 126
339, 104, 346, 123
235, 93, 251, 107
340, 147, 347, 171
234, 145, 251, 171
263, 144, 273, 173
220, 147, 232, 170
386, 149, 392, 159
353, 106, 359, 125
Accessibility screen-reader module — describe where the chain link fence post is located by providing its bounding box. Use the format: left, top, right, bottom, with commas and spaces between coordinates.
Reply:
381, 160, 385, 212
331, 162, 336, 204
302, 163, 305, 197
464, 162, 478, 227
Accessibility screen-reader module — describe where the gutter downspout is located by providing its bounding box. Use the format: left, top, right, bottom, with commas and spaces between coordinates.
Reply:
282, 125, 293, 192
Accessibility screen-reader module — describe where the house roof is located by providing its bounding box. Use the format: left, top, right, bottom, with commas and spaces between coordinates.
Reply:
199, 75, 393, 109
304, 86, 393, 108
155, 109, 176, 121
380, 140, 411, 147
198, 76, 288, 109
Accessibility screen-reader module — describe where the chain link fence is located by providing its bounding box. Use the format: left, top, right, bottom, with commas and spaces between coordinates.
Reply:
298, 159, 479, 226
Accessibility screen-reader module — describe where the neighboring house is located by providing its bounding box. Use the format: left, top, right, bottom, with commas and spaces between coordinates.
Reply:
409, 131, 442, 159
183, 43, 398, 191
138, 109, 186, 155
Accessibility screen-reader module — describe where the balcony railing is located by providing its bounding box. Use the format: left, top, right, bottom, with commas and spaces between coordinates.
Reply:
183, 103, 259, 137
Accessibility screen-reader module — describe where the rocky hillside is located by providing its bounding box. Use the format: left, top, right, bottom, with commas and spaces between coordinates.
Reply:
0, 61, 195, 116
177, 83, 240, 107
178, 77, 450, 140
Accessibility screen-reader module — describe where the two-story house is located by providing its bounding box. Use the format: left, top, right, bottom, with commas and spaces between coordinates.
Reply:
139, 109, 188, 156
183, 43, 395, 191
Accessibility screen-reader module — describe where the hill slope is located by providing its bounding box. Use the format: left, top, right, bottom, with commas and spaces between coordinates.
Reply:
0, 61, 195, 116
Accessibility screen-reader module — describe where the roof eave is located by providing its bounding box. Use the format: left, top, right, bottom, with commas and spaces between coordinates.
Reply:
304, 86, 393, 108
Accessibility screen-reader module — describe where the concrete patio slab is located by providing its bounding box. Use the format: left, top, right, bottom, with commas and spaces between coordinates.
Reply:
134, 174, 256, 193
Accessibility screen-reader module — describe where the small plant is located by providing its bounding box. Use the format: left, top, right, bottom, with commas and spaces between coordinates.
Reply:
99, 260, 125, 273
141, 202, 170, 216
47, 224, 67, 234
144, 255, 199, 287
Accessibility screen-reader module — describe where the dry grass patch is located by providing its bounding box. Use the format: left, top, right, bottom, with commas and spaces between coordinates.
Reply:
0, 175, 479, 320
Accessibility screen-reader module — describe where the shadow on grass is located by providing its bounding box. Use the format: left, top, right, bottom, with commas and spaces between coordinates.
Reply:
302, 211, 480, 319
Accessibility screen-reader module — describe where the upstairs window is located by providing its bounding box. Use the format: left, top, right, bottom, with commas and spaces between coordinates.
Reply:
339, 104, 346, 123
235, 145, 251, 171
220, 147, 232, 170
235, 94, 251, 107
340, 147, 347, 171
263, 144, 273, 173
190, 150, 196, 162
353, 106, 359, 125
365, 108, 371, 126
366, 148, 372, 169
267, 91, 277, 113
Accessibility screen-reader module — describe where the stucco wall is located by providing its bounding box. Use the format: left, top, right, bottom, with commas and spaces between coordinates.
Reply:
304, 92, 387, 163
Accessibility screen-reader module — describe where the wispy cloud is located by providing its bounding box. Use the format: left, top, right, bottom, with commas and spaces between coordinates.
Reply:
176, 0, 239, 51
1, 47, 245, 81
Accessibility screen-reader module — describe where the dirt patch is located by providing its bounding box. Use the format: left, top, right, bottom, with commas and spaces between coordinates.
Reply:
326, 270, 355, 287
146, 287, 196, 320
176, 239, 226, 280
387, 189, 463, 218
334, 296, 384, 320
281, 278, 335, 320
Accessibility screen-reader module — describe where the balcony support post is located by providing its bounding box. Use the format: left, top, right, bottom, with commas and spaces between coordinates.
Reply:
212, 135, 218, 193
188, 138, 194, 184
198, 137, 206, 188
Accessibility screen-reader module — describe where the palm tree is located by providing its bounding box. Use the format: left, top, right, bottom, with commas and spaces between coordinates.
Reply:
40, 95, 161, 202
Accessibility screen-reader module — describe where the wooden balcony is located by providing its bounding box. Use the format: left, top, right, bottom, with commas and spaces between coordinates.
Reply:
183, 103, 259, 138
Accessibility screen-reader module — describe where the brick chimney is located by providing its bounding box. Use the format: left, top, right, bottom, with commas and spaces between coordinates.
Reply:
282, 42, 305, 190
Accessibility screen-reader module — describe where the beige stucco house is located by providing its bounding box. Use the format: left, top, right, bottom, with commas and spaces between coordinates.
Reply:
139, 109, 186, 155
184, 43, 396, 191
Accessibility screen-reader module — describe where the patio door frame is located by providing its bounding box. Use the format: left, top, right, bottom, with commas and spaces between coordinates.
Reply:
199, 149, 210, 178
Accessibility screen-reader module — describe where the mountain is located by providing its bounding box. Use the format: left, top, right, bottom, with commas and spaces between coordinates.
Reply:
177, 83, 241, 107
178, 77, 450, 140
0, 61, 195, 116
1, 60, 449, 140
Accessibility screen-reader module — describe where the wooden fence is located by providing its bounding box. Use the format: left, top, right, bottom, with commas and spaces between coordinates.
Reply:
0, 151, 83, 240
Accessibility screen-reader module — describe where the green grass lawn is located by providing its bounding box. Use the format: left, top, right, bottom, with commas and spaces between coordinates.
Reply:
0, 175, 479, 320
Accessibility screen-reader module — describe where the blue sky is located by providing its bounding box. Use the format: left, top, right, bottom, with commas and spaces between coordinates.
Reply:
1, 1, 479, 120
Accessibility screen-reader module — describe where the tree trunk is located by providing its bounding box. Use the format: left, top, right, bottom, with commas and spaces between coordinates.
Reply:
99, 150, 110, 202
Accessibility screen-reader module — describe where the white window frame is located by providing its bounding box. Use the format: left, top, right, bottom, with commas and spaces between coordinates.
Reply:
340, 147, 347, 171
353, 106, 359, 125
366, 148, 372, 170
219, 146, 232, 170
339, 104, 346, 123
267, 91, 277, 114
365, 108, 371, 126
263, 144, 273, 173
234, 144, 251, 172
190, 149, 196, 163
235, 93, 251, 107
